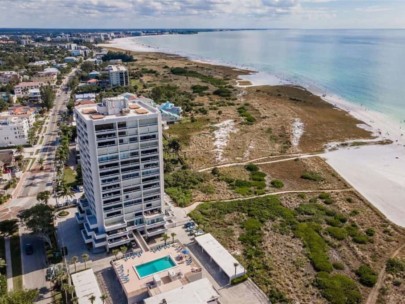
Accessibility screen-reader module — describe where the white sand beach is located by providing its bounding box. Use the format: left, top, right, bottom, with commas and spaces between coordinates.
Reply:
101, 37, 405, 227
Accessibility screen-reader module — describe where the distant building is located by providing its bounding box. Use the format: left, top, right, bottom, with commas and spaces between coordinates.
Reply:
107, 65, 129, 87
0, 71, 20, 85
64, 57, 78, 63
0, 92, 17, 104
88, 71, 101, 79
0, 106, 35, 146
31, 71, 57, 85
28, 60, 49, 67
71, 49, 83, 57
75, 93, 97, 102
109, 59, 122, 64
28, 89, 41, 102
14, 82, 42, 98
159, 101, 182, 123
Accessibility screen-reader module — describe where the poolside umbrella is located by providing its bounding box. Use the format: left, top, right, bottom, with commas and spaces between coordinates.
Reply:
181, 249, 190, 255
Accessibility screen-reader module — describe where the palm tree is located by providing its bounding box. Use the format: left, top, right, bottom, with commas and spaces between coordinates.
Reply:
120, 246, 128, 256
71, 256, 78, 273
81, 253, 89, 269
112, 249, 120, 260
171, 232, 176, 244
100, 294, 108, 304
61, 283, 70, 303
162, 233, 169, 246
233, 262, 239, 279
0, 258, 6, 269
16, 145, 24, 154
89, 294, 96, 304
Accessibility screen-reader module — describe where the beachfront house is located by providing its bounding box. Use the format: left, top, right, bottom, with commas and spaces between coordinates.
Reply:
159, 101, 182, 123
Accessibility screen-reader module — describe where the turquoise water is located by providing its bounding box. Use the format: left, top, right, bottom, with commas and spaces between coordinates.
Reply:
136, 30, 405, 121
135, 256, 176, 278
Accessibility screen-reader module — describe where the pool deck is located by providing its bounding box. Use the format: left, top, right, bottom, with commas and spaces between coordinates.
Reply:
112, 244, 202, 301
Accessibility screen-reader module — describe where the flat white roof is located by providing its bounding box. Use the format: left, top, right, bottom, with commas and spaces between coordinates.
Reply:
195, 233, 245, 280
144, 278, 219, 304
71, 269, 103, 304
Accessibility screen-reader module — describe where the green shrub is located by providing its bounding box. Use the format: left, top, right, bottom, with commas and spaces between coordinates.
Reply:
165, 187, 192, 207
235, 187, 252, 196
0, 274, 6, 296
352, 234, 369, 244
350, 210, 359, 216
316, 272, 361, 304
213, 88, 232, 97
301, 171, 324, 182
386, 258, 405, 274
319, 193, 331, 200
235, 180, 252, 188
251, 181, 266, 190
393, 279, 402, 287
365, 228, 375, 237
295, 223, 333, 272
271, 179, 284, 189
326, 227, 348, 241
245, 163, 259, 172
356, 265, 377, 287
333, 262, 345, 270
250, 171, 266, 181
231, 274, 248, 285
191, 85, 209, 94
268, 288, 290, 303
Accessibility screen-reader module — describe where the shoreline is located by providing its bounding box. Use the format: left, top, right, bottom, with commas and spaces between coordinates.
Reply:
99, 37, 405, 227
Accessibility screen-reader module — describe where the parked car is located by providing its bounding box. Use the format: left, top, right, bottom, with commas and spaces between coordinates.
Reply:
183, 221, 195, 229
46, 266, 55, 281
25, 244, 34, 255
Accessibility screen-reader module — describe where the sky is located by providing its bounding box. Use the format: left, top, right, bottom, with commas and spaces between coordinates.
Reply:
0, 0, 404, 29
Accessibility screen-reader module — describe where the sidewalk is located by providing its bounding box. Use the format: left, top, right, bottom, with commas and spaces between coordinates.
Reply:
4, 237, 13, 291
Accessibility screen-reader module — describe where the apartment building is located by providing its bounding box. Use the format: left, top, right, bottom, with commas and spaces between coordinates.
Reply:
0, 107, 35, 147
0, 71, 20, 85
14, 82, 42, 98
75, 94, 166, 251
31, 71, 58, 85
107, 65, 129, 87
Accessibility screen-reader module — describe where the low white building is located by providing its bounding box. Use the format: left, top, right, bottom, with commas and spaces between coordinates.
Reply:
0, 107, 35, 147
71, 269, 103, 304
14, 82, 42, 98
0, 71, 20, 85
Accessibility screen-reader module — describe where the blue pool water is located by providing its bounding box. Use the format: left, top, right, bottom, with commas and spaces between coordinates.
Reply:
135, 256, 176, 278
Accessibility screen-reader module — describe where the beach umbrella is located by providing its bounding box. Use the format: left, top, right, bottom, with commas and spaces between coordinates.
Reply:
181, 249, 190, 255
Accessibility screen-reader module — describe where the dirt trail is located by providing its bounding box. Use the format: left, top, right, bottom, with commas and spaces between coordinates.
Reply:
184, 188, 353, 214
365, 243, 405, 304
198, 153, 321, 172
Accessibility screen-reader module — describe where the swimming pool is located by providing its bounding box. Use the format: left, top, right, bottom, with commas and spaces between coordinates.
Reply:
134, 256, 176, 278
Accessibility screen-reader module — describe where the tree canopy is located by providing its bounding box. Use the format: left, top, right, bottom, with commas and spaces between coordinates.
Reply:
18, 204, 54, 245
0, 219, 19, 237
40, 85, 55, 110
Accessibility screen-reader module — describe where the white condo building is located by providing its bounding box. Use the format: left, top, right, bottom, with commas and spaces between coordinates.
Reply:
107, 65, 129, 87
75, 94, 166, 251
0, 107, 35, 147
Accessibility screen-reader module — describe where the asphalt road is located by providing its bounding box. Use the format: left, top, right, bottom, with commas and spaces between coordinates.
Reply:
0, 69, 77, 302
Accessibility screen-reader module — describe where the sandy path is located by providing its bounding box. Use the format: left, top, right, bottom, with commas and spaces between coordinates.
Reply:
365, 243, 405, 304
184, 188, 353, 214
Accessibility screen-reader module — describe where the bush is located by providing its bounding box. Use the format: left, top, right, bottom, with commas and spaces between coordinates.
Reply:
295, 223, 333, 273
250, 171, 266, 182
319, 193, 331, 200
356, 265, 377, 287
211, 167, 220, 176
231, 274, 248, 285
386, 258, 405, 274
333, 262, 345, 270
213, 88, 232, 98
326, 227, 348, 241
271, 179, 284, 189
301, 171, 324, 182
191, 85, 209, 94
268, 288, 290, 303
165, 187, 192, 207
365, 228, 375, 237
245, 163, 259, 172
393, 279, 402, 287
316, 272, 361, 304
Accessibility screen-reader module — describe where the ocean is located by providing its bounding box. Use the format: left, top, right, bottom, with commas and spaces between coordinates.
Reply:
134, 29, 405, 122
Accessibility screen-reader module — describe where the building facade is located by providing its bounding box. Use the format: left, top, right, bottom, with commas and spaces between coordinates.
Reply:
107, 65, 129, 87
0, 107, 35, 147
0, 71, 20, 85
14, 82, 42, 98
75, 94, 166, 251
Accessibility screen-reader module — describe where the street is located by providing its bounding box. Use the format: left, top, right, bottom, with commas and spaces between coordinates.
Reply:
0, 69, 77, 303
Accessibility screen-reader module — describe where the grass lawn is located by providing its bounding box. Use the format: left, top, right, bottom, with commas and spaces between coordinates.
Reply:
166, 117, 210, 145
63, 167, 76, 187
10, 235, 22, 290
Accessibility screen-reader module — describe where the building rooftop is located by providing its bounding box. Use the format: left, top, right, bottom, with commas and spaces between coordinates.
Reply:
71, 269, 103, 304
15, 82, 41, 88
144, 278, 220, 304
107, 65, 127, 72
195, 233, 245, 280
75, 95, 158, 121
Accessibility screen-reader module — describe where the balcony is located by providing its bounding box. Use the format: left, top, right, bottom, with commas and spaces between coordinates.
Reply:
75, 212, 84, 224
107, 236, 130, 248
145, 226, 166, 238
86, 215, 98, 229
81, 229, 92, 244
96, 134, 116, 141
95, 128, 116, 134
